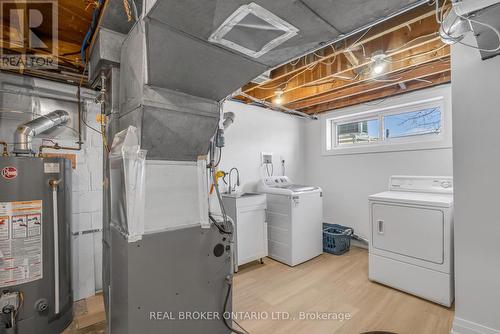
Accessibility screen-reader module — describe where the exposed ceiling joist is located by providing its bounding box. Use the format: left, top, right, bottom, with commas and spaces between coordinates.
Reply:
284, 43, 450, 109
303, 71, 451, 114
297, 60, 450, 113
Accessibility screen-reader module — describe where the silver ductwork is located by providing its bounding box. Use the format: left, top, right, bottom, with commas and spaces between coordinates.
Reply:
13, 110, 70, 154
118, 20, 222, 161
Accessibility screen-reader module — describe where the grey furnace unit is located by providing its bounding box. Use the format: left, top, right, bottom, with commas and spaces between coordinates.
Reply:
0, 157, 73, 334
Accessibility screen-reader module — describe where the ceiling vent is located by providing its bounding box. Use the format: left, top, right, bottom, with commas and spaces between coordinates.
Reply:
209, 3, 299, 58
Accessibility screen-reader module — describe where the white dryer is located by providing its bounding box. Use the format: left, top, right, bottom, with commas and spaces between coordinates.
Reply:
257, 176, 323, 266
369, 176, 454, 306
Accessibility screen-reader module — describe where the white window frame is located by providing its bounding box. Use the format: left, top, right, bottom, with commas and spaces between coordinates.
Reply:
322, 85, 452, 155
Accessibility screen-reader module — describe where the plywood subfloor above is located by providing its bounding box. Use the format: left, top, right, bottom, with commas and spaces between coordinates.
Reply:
65, 248, 454, 334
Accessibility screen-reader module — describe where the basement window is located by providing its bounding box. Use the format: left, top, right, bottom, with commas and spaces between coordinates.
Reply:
323, 88, 451, 155
337, 118, 380, 146
383, 108, 442, 139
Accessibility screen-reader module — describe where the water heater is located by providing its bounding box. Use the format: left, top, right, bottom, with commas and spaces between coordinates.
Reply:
0, 157, 73, 333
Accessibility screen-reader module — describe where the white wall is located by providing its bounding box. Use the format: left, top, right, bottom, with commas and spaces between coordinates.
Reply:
217, 100, 306, 193
451, 35, 500, 334
69, 103, 104, 301
303, 85, 454, 241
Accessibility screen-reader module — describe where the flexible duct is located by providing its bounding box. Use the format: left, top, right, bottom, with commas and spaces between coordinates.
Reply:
13, 110, 70, 154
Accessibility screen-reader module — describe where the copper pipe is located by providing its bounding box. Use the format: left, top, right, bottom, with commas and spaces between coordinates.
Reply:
38, 144, 81, 157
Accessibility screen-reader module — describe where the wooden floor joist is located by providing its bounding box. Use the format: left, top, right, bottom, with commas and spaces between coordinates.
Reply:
302, 71, 451, 115
273, 42, 450, 108
286, 55, 450, 110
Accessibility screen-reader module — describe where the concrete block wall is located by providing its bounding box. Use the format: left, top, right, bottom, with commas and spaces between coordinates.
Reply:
59, 102, 104, 301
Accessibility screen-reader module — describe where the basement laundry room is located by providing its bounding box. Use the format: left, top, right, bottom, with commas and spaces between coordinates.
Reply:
0, 1, 499, 334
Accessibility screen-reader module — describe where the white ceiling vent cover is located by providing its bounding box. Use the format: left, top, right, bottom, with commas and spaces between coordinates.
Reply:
209, 3, 299, 58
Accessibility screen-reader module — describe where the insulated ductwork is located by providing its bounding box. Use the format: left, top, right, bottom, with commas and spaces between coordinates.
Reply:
439, 9, 471, 45
13, 110, 70, 154
440, 0, 500, 59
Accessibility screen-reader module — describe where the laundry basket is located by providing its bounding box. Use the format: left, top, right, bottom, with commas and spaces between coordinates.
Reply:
323, 223, 353, 255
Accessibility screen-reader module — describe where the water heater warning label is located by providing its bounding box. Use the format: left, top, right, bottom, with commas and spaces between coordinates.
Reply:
0, 201, 43, 287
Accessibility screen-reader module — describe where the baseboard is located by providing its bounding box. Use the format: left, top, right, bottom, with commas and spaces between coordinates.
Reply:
351, 239, 368, 249
452, 317, 500, 334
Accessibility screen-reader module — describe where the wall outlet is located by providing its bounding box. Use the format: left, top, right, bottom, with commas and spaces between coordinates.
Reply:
261, 152, 273, 165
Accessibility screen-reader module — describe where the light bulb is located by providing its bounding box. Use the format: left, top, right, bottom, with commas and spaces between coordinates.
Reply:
371, 51, 387, 75
274, 89, 284, 105
373, 62, 385, 75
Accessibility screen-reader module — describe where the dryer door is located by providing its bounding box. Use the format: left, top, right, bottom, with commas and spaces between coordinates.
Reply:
371, 203, 444, 264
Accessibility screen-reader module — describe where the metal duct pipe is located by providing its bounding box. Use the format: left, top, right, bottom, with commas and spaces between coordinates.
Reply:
13, 110, 70, 154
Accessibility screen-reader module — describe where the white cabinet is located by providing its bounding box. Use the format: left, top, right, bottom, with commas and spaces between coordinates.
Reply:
222, 194, 267, 271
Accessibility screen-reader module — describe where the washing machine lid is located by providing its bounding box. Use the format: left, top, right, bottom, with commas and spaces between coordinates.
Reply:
369, 191, 453, 208
282, 185, 320, 192
258, 176, 321, 195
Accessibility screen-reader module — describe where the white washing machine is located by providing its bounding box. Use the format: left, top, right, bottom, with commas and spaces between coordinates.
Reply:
369, 176, 454, 306
257, 176, 323, 266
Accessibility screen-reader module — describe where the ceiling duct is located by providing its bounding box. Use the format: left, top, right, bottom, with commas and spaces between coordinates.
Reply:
251, 70, 272, 84
208, 3, 299, 58
439, 0, 500, 60
439, 10, 471, 45
452, 0, 500, 15
469, 3, 500, 60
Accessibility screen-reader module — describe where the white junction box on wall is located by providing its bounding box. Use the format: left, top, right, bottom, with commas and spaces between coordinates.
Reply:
261, 152, 273, 165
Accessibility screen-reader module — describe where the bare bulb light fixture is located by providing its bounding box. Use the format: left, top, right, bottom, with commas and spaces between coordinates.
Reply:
371, 51, 387, 75
274, 88, 284, 105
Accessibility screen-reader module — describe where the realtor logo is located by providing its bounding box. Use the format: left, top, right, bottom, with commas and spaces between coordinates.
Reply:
1, 0, 58, 69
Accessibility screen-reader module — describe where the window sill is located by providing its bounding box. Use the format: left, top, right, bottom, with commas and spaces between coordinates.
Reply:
323, 137, 452, 156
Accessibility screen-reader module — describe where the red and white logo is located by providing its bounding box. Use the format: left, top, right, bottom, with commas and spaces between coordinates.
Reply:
1, 167, 17, 180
